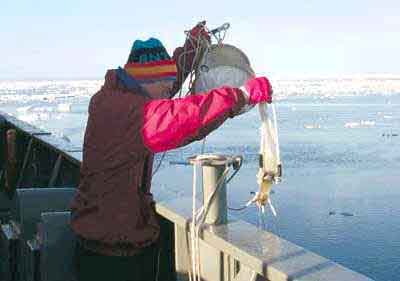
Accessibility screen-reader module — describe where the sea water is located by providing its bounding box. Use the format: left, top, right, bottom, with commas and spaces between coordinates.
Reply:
1, 77, 399, 281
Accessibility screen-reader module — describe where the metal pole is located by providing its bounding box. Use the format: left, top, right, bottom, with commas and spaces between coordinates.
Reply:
202, 163, 228, 225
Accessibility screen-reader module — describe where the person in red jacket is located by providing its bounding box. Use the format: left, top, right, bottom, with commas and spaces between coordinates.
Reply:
70, 22, 273, 281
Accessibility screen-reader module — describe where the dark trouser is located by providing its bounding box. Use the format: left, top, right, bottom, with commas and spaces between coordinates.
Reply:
75, 242, 158, 281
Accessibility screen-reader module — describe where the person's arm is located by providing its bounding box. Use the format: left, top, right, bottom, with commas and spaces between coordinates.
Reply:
142, 86, 245, 153
141, 77, 273, 153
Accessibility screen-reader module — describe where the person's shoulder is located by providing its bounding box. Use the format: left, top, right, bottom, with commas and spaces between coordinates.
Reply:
103, 69, 118, 89
89, 69, 118, 99
86, 70, 114, 111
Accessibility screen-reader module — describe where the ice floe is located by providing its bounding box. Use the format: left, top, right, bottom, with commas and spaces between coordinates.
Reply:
344, 120, 376, 128
304, 124, 321, 129
57, 103, 72, 112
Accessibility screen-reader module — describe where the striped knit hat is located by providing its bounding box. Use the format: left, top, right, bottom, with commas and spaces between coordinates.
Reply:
125, 38, 177, 83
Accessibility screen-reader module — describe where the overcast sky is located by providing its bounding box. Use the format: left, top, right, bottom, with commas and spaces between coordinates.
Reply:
1, 0, 399, 79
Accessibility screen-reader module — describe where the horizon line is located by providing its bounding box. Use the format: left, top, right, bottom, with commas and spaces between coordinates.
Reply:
1, 72, 400, 82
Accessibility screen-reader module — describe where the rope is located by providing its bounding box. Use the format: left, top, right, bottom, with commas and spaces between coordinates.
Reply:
152, 152, 166, 177
271, 104, 281, 166
153, 23, 211, 179
189, 155, 230, 281
177, 26, 210, 98
190, 161, 199, 281
227, 205, 248, 211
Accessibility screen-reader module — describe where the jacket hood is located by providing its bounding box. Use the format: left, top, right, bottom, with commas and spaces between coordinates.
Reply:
102, 68, 150, 99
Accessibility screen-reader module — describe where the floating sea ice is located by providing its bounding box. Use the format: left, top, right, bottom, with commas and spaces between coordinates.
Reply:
19, 112, 51, 122
383, 115, 393, 119
344, 120, 375, 128
19, 113, 39, 123
57, 103, 72, 112
360, 120, 375, 126
304, 124, 321, 129
344, 122, 360, 128
16, 105, 32, 113
32, 106, 54, 112
43, 94, 57, 103
38, 112, 51, 121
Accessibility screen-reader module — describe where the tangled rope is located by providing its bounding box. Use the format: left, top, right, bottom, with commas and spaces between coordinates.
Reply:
176, 23, 211, 98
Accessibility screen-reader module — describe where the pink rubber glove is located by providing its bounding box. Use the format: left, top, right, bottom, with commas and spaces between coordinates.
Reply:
241, 77, 273, 104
